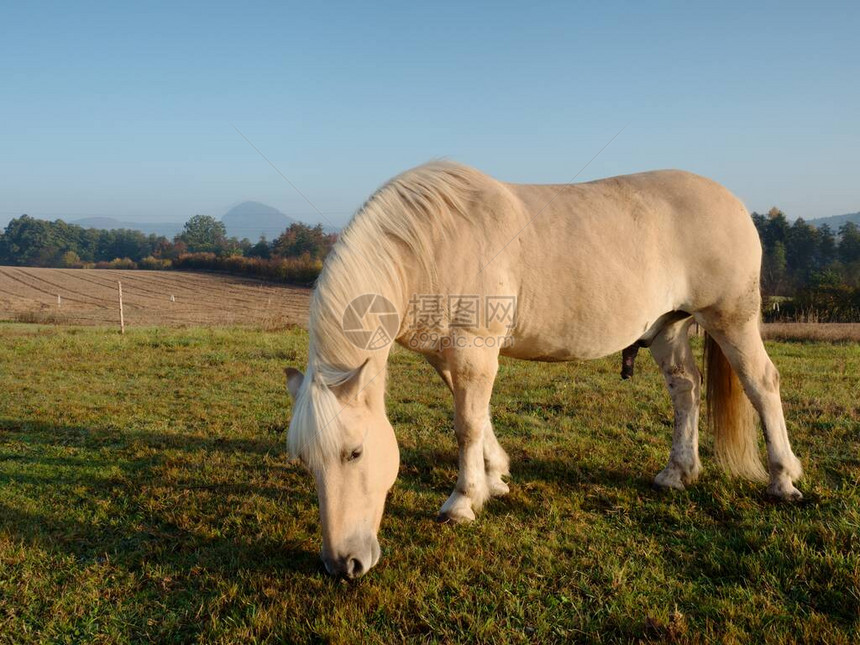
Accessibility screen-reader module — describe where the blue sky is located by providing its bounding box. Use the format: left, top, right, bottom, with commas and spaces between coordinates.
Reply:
1, 1, 858, 229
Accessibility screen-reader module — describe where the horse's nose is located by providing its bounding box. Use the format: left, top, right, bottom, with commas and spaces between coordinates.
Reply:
322, 553, 369, 579
345, 557, 365, 578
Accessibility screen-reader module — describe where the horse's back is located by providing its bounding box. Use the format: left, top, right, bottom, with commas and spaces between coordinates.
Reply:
507, 169, 757, 257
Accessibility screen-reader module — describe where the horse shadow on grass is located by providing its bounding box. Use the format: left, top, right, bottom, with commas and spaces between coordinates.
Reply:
396, 443, 653, 499
5, 417, 852, 630
396, 441, 858, 628
0, 418, 324, 579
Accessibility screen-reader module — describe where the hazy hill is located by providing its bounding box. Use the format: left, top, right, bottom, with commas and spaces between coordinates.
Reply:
221, 201, 298, 240
806, 211, 860, 230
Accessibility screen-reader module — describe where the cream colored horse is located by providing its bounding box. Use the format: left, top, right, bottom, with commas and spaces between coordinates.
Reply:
286, 162, 803, 578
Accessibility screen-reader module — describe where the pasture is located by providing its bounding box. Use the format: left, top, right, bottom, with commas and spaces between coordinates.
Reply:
0, 321, 857, 643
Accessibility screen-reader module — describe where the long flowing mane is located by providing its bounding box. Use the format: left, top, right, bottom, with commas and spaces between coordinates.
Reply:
288, 161, 486, 466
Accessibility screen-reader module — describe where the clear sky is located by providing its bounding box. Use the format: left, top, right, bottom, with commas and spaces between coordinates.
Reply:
2, 1, 858, 229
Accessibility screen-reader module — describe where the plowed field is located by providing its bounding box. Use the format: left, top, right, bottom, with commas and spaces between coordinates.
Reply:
0, 267, 310, 328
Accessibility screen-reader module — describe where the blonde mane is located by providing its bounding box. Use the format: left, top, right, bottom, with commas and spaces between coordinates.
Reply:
288, 161, 487, 466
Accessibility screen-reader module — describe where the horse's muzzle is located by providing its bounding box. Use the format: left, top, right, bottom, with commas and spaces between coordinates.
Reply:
321, 537, 381, 579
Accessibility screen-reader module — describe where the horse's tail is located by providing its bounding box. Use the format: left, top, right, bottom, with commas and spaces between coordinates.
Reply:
704, 333, 768, 481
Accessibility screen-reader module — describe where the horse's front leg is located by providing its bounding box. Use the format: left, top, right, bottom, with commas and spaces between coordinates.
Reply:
483, 417, 510, 496
437, 347, 500, 523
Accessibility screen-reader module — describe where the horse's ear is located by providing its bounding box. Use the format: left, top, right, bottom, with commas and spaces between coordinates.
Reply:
285, 367, 304, 400
334, 358, 372, 404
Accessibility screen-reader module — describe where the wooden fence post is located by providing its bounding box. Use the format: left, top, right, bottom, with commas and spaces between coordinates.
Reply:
118, 281, 125, 334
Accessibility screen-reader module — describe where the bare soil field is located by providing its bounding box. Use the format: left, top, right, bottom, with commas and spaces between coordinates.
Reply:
0, 267, 311, 328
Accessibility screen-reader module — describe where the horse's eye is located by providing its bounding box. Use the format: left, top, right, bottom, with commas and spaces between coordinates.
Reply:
346, 446, 363, 463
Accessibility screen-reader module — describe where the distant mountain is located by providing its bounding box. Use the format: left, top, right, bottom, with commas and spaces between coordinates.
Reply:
806, 211, 860, 231
221, 201, 298, 241
71, 217, 184, 238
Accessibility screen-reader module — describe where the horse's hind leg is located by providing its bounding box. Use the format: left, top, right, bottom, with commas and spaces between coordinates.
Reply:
435, 347, 502, 523
650, 317, 702, 490
700, 316, 803, 500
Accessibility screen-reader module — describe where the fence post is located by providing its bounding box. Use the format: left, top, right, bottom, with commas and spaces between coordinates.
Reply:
118, 281, 125, 334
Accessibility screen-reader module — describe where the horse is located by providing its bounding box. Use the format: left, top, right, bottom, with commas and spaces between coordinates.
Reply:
285, 161, 803, 578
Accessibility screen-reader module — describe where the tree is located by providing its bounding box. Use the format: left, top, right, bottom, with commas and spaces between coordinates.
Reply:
59, 250, 81, 268
219, 237, 250, 257
178, 215, 227, 253
0, 215, 57, 265
838, 222, 860, 264
817, 224, 837, 268
247, 236, 271, 259
96, 228, 155, 262
751, 212, 768, 241
785, 218, 819, 283
272, 223, 335, 260
761, 207, 789, 251
762, 241, 787, 295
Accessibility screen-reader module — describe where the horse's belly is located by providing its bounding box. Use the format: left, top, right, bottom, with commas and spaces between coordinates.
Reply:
501, 327, 633, 361
500, 286, 678, 361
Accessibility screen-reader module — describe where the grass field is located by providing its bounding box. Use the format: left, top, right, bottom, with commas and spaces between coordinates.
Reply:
0, 323, 857, 643
0, 267, 310, 328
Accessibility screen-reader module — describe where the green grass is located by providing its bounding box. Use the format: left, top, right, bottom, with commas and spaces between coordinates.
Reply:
0, 324, 858, 643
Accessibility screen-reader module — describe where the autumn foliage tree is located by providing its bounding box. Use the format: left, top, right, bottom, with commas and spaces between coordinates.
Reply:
272, 223, 336, 260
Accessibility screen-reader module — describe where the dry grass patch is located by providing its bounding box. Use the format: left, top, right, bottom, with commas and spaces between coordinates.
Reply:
762, 322, 860, 343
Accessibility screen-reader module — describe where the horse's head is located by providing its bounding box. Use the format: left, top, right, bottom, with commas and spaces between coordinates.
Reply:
286, 360, 398, 578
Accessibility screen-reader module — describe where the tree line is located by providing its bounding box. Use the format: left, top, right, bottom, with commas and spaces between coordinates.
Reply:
752, 208, 860, 322
0, 214, 336, 285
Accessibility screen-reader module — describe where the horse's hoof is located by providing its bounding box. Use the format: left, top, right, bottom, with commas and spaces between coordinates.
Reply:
652, 469, 686, 492
651, 482, 682, 493
438, 490, 480, 523
436, 508, 475, 524
767, 483, 803, 502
